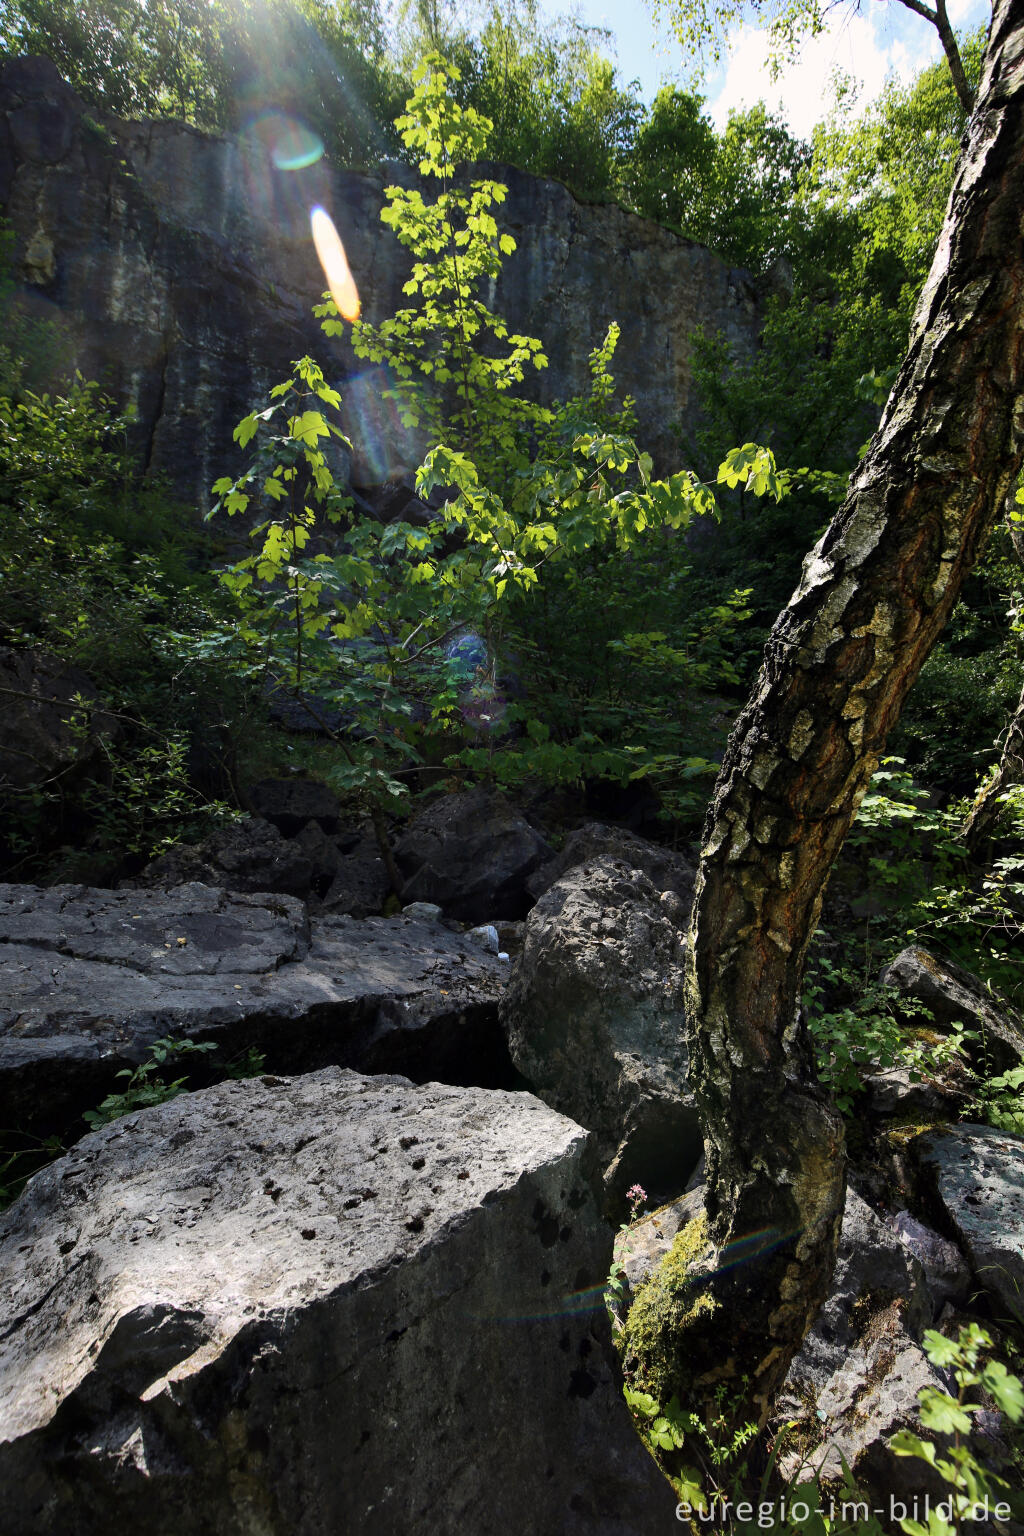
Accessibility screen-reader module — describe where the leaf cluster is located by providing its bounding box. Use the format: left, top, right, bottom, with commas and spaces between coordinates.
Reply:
892, 1326, 1024, 1536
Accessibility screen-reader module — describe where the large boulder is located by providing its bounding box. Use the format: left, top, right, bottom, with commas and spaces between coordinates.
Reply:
913, 1123, 1024, 1323
0, 882, 511, 1136
882, 947, 1024, 1074
246, 777, 342, 835
776, 1189, 949, 1499
317, 830, 392, 917
527, 821, 697, 913
501, 856, 702, 1209
0, 1067, 679, 1535
393, 787, 552, 922
138, 816, 316, 898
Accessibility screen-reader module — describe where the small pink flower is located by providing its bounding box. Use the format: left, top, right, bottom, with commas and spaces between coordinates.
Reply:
626, 1183, 647, 1217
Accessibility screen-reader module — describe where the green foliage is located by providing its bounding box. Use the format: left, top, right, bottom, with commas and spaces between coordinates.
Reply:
624, 95, 815, 276
332, 54, 550, 473
621, 1324, 1023, 1535
0, 0, 410, 164
0, 1130, 65, 1210
892, 536, 1023, 793
223, 1045, 268, 1079
801, 759, 1024, 1120
892, 1326, 1024, 1536
0, 369, 239, 879
212, 60, 783, 831
802, 955, 971, 1117
623, 1379, 883, 1534
848, 764, 1024, 1012
808, 37, 985, 311
1, 0, 227, 122
446, 2, 643, 200
975, 1065, 1024, 1135
82, 1037, 218, 1128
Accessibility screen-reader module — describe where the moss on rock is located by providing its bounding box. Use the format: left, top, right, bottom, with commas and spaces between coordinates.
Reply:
619, 1211, 718, 1403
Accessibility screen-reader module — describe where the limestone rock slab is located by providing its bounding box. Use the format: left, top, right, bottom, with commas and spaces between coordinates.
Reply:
0, 1068, 678, 1535
0, 882, 510, 1136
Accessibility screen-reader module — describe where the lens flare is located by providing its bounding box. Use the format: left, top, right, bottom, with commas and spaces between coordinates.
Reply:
311, 204, 360, 322
250, 110, 324, 170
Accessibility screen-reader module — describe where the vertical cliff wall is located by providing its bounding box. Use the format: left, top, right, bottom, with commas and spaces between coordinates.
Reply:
0, 55, 762, 507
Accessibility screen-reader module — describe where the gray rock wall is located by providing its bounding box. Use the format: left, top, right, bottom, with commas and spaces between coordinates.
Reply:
0, 55, 761, 507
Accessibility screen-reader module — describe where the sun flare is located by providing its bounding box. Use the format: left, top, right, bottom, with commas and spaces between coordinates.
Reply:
310, 205, 360, 322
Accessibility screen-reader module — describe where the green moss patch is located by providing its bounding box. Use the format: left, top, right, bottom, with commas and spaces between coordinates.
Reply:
619, 1212, 719, 1403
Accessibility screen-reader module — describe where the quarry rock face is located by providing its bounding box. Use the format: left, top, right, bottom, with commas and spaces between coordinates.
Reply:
0, 55, 761, 507
0, 1067, 680, 1535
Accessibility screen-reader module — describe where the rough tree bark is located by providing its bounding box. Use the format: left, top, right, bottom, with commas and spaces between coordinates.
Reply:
679, 0, 1024, 1423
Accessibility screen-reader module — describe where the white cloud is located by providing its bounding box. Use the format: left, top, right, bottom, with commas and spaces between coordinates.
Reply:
707, 4, 949, 139
946, 0, 985, 22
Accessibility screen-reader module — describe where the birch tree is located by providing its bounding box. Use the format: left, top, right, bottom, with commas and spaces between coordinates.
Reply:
658, 0, 1024, 1421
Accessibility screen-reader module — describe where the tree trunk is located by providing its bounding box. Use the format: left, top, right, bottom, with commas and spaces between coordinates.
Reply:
679, 0, 1024, 1423
891, 0, 974, 112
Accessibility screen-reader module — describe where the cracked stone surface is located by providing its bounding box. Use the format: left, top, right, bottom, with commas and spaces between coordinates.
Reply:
0, 1067, 679, 1535
776, 1189, 948, 1500
0, 882, 511, 1135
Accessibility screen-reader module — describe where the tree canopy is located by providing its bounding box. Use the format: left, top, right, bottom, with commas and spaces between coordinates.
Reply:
648, 0, 983, 112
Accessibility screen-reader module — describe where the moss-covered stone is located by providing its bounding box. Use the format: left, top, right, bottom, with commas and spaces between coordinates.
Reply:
619, 1212, 719, 1404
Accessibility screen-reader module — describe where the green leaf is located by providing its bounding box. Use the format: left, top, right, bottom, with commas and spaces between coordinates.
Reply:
917, 1388, 973, 1437
891, 1430, 938, 1465
290, 411, 330, 446
982, 1359, 1024, 1421
921, 1330, 962, 1368
233, 414, 259, 447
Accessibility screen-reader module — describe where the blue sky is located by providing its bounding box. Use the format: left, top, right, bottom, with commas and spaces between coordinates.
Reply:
546, 0, 991, 136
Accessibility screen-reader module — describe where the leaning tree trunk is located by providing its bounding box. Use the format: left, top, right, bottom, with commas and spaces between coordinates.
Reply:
678, 0, 1024, 1424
